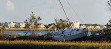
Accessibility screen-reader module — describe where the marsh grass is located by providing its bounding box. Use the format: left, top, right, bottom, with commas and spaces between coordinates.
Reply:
0, 40, 111, 49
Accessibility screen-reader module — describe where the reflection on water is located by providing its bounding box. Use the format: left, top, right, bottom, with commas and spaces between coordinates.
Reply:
4, 31, 49, 35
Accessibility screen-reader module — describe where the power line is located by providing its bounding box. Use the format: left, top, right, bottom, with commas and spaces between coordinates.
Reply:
65, 0, 84, 23
58, 0, 70, 24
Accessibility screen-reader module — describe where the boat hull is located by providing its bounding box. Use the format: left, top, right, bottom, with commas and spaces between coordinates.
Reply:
52, 29, 88, 41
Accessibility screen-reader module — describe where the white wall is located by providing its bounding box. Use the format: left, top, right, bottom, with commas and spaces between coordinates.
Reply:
8, 22, 16, 28
20, 23, 25, 28
72, 22, 80, 29
80, 25, 86, 28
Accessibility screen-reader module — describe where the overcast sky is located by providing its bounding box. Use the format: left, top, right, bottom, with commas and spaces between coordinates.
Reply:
0, 0, 110, 24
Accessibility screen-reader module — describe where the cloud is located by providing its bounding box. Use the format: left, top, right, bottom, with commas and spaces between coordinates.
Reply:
6, 0, 15, 12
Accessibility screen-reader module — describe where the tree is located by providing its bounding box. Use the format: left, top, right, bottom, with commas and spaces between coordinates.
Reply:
55, 18, 71, 30
24, 12, 42, 33
0, 23, 2, 26
106, 20, 111, 28
109, 19, 111, 23
108, 0, 111, 10
0, 23, 4, 33
107, 0, 111, 28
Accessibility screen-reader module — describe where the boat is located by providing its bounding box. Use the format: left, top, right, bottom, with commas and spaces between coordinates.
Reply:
52, 22, 88, 41
51, 0, 88, 41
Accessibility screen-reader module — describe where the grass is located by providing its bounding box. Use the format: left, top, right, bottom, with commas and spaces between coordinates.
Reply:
88, 28, 103, 32
0, 40, 111, 49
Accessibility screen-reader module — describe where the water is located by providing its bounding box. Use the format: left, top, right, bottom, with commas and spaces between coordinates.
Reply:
4, 31, 49, 36
87, 32, 100, 36
4, 31, 99, 36
87, 32, 92, 36
95, 33, 99, 35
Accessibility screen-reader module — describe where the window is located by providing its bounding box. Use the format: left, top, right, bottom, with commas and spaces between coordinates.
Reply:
83, 28, 86, 30
76, 29, 79, 31
68, 34, 71, 35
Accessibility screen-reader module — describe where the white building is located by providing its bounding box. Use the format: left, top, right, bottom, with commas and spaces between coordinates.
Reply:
8, 22, 16, 28
20, 23, 25, 28
95, 26, 101, 29
72, 21, 80, 29
80, 25, 86, 28
100, 25, 106, 28
37, 24, 46, 29
87, 26, 94, 29
15, 22, 25, 28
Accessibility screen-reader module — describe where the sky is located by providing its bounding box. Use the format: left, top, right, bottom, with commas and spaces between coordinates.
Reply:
0, 0, 110, 24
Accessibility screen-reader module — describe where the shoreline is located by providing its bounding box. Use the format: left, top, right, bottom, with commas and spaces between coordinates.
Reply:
4, 28, 52, 31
